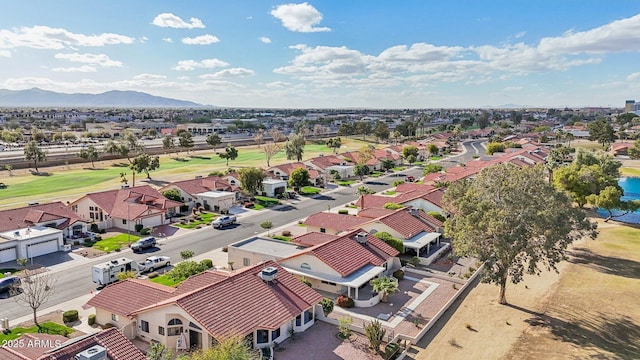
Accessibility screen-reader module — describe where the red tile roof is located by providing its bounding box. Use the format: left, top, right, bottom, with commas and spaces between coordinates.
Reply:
0, 333, 67, 360
303, 212, 370, 232
290, 232, 339, 247
286, 229, 399, 277
38, 328, 146, 360
269, 162, 320, 179
89, 261, 323, 341
162, 175, 234, 195
355, 187, 443, 209
306, 155, 347, 170
375, 208, 436, 238
356, 208, 395, 219
0, 202, 86, 233
340, 151, 378, 166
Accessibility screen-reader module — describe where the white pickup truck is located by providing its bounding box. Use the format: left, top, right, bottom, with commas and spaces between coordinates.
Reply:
211, 215, 237, 229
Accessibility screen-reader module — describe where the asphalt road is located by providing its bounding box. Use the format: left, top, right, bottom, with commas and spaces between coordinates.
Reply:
0, 139, 485, 320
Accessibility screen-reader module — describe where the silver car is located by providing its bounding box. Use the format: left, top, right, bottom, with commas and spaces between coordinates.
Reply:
140, 256, 171, 272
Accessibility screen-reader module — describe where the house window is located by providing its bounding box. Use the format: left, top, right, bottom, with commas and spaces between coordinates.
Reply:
271, 328, 281, 341
256, 330, 269, 344
304, 310, 313, 324
243, 258, 250, 266
71, 205, 77, 212
320, 228, 326, 233
111, 314, 119, 322
158, 326, 165, 335
321, 280, 336, 286
300, 263, 311, 270
295, 315, 301, 327
140, 320, 149, 333
122, 219, 127, 225
167, 318, 183, 336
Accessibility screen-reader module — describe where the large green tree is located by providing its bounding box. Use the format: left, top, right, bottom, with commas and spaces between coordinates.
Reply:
628, 140, 640, 160
326, 137, 342, 153
78, 145, 100, 168
162, 135, 176, 154
587, 185, 640, 222
587, 119, 615, 148
238, 167, 266, 195
373, 121, 390, 143
288, 167, 311, 191
443, 164, 596, 304
284, 133, 306, 161
206, 133, 222, 152
24, 140, 47, 173
178, 131, 195, 154
219, 145, 238, 166
354, 163, 370, 181
130, 154, 160, 179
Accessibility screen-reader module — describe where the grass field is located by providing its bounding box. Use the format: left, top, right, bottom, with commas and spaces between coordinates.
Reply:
91, 234, 140, 252
0, 321, 73, 341
0, 138, 373, 209
174, 212, 215, 229
150, 274, 181, 287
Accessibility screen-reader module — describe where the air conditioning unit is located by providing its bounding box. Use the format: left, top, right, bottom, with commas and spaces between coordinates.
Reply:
355, 232, 368, 244
75, 345, 107, 360
121, 184, 130, 189
260, 267, 278, 282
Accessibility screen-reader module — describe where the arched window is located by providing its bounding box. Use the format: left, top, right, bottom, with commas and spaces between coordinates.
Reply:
300, 263, 311, 270
167, 318, 183, 336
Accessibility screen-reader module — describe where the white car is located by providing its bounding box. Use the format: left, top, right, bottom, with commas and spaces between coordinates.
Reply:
140, 256, 171, 272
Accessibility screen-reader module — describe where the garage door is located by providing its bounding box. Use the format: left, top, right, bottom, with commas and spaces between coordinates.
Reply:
0, 247, 17, 263
27, 240, 59, 258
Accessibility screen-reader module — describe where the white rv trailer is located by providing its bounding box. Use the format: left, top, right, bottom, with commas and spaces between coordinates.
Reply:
92, 257, 141, 286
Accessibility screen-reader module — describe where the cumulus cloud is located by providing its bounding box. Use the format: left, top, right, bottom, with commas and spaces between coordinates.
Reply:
201, 68, 255, 79
173, 58, 229, 71
0, 25, 135, 49
163, 37, 173, 43
627, 72, 640, 81
181, 34, 220, 45
152, 13, 205, 29
51, 65, 96, 72
270, 2, 331, 32
266, 81, 291, 88
54, 52, 122, 67
259, 36, 272, 44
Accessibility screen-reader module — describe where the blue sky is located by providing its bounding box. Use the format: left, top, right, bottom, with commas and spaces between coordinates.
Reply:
1, 1, 640, 108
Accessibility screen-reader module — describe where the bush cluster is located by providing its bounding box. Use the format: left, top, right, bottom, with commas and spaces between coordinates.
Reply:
88, 314, 96, 326
392, 269, 404, 281
338, 209, 349, 215
336, 295, 355, 308
63, 310, 79, 323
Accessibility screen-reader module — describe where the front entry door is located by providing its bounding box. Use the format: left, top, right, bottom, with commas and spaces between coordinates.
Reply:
189, 330, 202, 350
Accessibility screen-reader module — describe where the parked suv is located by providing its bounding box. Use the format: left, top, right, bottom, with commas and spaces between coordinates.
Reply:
0, 275, 21, 293
131, 237, 156, 252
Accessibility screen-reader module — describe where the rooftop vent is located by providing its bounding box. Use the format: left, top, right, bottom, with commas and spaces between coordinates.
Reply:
355, 232, 368, 244
121, 184, 130, 189
195, 175, 203, 179
74, 345, 107, 360
259, 267, 278, 282
408, 208, 420, 217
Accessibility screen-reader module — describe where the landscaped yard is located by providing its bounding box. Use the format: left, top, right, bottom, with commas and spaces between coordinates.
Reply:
90, 234, 140, 252
0, 269, 19, 279
150, 274, 182, 287
174, 212, 216, 229
299, 186, 321, 195
255, 196, 280, 207
0, 321, 73, 341
337, 180, 357, 186
621, 166, 640, 177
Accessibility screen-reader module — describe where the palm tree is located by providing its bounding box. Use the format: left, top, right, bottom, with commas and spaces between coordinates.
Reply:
369, 276, 399, 303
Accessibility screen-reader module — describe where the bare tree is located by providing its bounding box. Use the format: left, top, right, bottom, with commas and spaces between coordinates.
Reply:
13, 269, 58, 329
262, 142, 281, 167
269, 127, 287, 143
253, 129, 264, 148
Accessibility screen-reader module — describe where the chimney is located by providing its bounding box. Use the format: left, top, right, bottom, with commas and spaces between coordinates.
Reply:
355, 232, 368, 244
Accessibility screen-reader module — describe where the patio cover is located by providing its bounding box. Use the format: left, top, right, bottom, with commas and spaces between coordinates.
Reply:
284, 264, 385, 289
403, 232, 441, 250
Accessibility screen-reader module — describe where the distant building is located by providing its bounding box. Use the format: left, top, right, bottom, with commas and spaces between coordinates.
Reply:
625, 100, 635, 112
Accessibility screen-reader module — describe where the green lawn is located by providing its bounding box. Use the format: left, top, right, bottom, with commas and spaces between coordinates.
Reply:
0, 268, 20, 279
255, 196, 280, 207
384, 190, 397, 195
271, 235, 291, 241
150, 274, 182, 287
174, 212, 216, 229
299, 186, 321, 195
337, 180, 356, 186
0, 322, 73, 342
621, 167, 640, 177
91, 234, 140, 252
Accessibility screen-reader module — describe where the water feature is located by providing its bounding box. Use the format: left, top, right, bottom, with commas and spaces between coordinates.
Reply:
595, 177, 640, 224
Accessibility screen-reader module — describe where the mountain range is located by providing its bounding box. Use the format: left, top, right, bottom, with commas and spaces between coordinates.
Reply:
0, 88, 204, 108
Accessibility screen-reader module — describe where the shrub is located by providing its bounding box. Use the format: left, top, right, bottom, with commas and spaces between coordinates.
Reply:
338, 316, 353, 339
94, 235, 102, 241
139, 228, 151, 236
336, 295, 354, 308
364, 320, 386, 351
409, 257, 421, 267
400, 259, 408, 267
383, 203, 404, 210
203, 203, 211, 211
200, 259, 213, 269
392, 269, 405, 281
147, 271, 159, 279
180, 204, 189, 212
320, 298, 334, 316
89, 223, 99, 232
63, 310, 79, 323
338, 209, 349, 215
88, 314, 96, 326
222, 246, 229, 253
244, 202, 255, 208
300, 277, 312, 287
392, 179, 405, 187
282, 230, 291, 237
134, 224, 144, 232
102, 323, 115, 329
385, 342, 400, 359
373, 232, 404, 253
427, 211, 446, 222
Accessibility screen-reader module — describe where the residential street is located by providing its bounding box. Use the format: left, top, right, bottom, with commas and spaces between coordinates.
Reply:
0, 140, 484, 320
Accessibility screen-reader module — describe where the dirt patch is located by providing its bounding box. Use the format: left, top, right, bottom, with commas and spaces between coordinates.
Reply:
72, 247, 105, 259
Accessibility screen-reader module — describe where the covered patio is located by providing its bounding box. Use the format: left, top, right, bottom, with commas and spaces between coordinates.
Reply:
403, 232, 442, 257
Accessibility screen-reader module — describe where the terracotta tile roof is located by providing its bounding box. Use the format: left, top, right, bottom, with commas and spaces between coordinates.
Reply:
0, 202, 86, 233
290, 232, 339, 247
420, 189, 444, 208
418, 210, 444, 228
303, 212, 370, 232
375, 208, 436, 238
307, 155, 347, 170
355, 187, 442, 209
173, 270, 229, 294
339, 151, 378, 166
39, 328, 146, 360
288, 229, 398, 277
162, 175, 234, 195
86, 278, 177, 318
75, 185, 182, 221
611, 142, 633, 151
269, 162, 320, 179
0, 333, 67, 360
508, 158, 532, 167
356, 208, 395, 219
372, 149, 400, 161
395, 183, 436, 194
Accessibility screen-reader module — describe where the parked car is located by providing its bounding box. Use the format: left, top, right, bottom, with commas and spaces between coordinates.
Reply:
212, 215, 237, 229
0, 275, 21, 293
131, 237, 156, 252
139, 256, 171, 272
406, 175, 416, 182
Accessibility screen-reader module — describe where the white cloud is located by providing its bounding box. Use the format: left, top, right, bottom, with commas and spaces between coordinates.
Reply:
152, 13, 205, 29
201, 68, 255, 79
133, 73, 167, 81
627, 72, 640, 81
266, 81, 291, 88
0, 25, 135, 49
163, 38, 173, 43
54, 52, 122, 67
270, 2, 331, 33
259, 36, 272, 44
51, 65, 96, 72
0, 50, 10, 57
173, 58, 229, 71
181, 34, 220, 45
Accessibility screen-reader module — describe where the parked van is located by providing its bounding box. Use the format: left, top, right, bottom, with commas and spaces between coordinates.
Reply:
92, 257, 141, 286
0, 276, 21, 293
